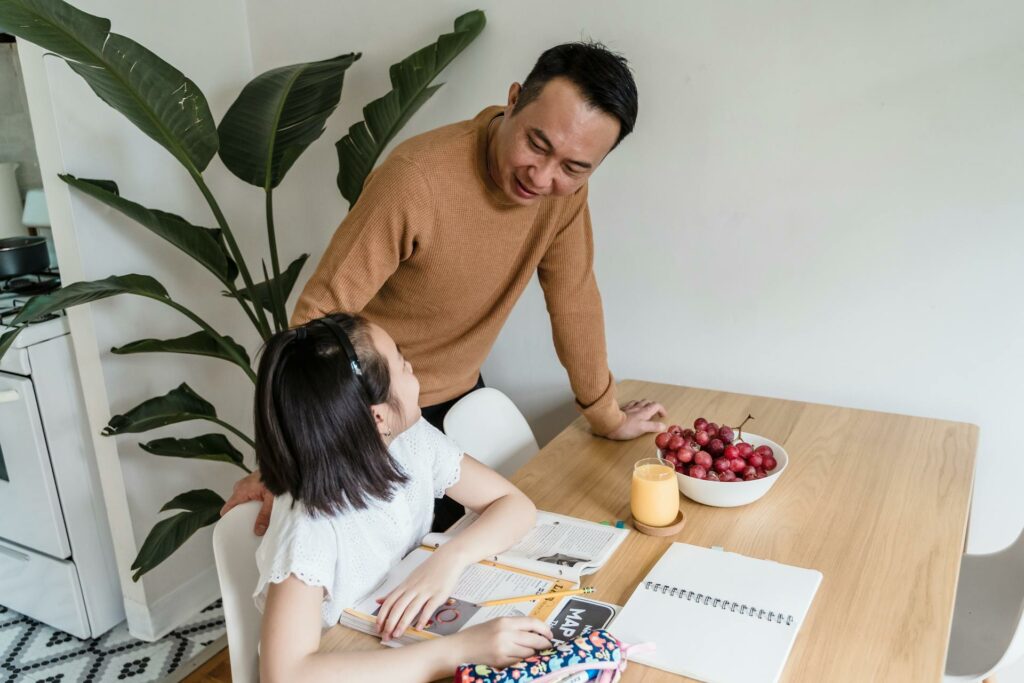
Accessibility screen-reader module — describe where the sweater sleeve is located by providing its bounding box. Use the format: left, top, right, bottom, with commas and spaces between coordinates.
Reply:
537, 185, 626, 437
290, 155, 433, 325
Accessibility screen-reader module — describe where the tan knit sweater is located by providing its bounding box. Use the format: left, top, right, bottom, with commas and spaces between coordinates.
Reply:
291, 106, 625, 436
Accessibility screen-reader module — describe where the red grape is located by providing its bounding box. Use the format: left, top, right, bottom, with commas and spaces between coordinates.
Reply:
694, 430, 711, 447
694, 418, 708, 431
714, 457, 731, 473
743, 465, 757, 479
655, 432, 672, 450
678, 449, 695, 464
755, 445, 774, 458
737, 443, 754, 458
720, 470, 737, 482
719, 426, 735, 443
723, 444, 740, 460
707, 422, 719, 435
668, 435, 685, 451
668, 425, 683, 435
763, 456, 778, 471
748, 453, 764, 469
665, 453, 679, 466
689, 465, 707, 479
681, 428, 695, 439
708, 439, 725, 455
694, 452, 713, 469
729, 458, 746, 473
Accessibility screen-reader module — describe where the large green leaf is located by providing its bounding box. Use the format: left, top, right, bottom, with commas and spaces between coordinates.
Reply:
130, 488, 223, 581
61, 175, 236, 283
12, 274, 169, 325
219, 53, 360, 190
103, 383, 216, 436
111, 330, 250, 366
228, 253, 308, 312
335, 10, 485, 206
0, 328, 23, 361
140, 433, 247, 470
0, 0, 218, 171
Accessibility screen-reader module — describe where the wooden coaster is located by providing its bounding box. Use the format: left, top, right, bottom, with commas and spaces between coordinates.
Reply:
631, 510, 687, 537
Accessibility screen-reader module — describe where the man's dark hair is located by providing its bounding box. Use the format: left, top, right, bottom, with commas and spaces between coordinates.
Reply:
513, 41, 638, 147
254, 313, 408, 515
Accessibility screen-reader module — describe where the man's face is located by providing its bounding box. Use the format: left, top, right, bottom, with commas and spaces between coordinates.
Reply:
489, 77, 621, 206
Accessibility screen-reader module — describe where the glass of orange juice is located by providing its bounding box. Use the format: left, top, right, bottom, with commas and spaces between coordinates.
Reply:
631, 457, 679, 527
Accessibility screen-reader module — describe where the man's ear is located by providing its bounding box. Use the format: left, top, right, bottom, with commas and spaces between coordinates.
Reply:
505, 82, 522, 116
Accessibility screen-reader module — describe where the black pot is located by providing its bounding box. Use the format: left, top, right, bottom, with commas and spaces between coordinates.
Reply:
0, 237, 50, 278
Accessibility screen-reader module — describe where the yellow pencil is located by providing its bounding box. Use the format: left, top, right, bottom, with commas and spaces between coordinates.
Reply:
478, 586, 595, 608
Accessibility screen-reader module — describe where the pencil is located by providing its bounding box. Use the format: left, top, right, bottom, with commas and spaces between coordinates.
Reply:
478, 586, 595, 608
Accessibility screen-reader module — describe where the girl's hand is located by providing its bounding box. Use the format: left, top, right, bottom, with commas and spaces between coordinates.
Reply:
452, 617, 553, 668
375, 550, 467, 640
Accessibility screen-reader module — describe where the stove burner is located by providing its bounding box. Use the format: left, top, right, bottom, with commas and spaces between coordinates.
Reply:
0, 268, 61, 326
0, 269, 60, 297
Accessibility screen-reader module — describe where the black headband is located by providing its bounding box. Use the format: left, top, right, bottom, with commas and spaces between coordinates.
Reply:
313, 317, 365, 385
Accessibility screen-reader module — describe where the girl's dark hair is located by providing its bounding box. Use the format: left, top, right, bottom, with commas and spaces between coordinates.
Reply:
254, 313, 408, 515
513, 41, 638, 148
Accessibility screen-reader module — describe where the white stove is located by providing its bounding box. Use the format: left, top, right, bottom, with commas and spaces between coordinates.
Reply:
0, 270, 124, 638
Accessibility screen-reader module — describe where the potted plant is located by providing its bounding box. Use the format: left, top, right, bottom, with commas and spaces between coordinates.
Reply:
0, 0, 485, 579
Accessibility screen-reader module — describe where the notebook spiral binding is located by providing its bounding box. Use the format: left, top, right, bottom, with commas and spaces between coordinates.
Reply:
643, 581, 795, 626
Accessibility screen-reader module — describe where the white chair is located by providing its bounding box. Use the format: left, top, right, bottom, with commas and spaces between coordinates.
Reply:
443, 387, 539, 477
212, 501, 263, 683
945, 526, 1024, 683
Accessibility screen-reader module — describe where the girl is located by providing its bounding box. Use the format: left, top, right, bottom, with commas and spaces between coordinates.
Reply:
253, 313, 552, 682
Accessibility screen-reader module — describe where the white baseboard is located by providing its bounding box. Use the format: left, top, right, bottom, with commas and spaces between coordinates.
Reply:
125, 564, 221, 642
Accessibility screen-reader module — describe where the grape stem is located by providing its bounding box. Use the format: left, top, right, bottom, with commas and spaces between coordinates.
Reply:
737, 414, 756, 441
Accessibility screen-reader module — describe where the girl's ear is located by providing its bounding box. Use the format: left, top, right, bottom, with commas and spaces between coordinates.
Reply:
370, 403, 391, 437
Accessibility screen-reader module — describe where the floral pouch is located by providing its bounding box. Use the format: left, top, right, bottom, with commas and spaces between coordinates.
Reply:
454, 628, 653, 683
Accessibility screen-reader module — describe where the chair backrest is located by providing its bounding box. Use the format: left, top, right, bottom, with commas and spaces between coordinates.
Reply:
212, 501, 263, 683
992, 526, 1024, 674
443, 387, 539, 477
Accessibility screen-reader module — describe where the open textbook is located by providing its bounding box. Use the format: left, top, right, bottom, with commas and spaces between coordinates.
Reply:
338, 511, 627, 646
424, 510, 629, 582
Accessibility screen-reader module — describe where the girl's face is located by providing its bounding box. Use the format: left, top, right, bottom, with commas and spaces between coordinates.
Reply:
367, 323, 421, 439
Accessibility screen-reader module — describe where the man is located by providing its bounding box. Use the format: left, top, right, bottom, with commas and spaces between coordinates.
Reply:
222, 41, 666, 533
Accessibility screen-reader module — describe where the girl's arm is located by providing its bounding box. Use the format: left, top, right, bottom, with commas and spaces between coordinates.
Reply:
260, 574, 550, 683
376, 456, 538, 640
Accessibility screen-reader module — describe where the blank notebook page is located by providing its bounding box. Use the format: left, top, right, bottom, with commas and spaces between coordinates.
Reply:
611, 543, 822, 683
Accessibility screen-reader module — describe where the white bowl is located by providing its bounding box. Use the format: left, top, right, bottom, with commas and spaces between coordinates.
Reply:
659, 432, 788, 508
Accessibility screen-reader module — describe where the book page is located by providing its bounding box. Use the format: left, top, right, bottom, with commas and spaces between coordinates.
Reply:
424, 510, 628, 581
344, 547, 575, 643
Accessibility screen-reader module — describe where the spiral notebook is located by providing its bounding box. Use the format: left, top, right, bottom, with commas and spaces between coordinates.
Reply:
611, 543, 822, 683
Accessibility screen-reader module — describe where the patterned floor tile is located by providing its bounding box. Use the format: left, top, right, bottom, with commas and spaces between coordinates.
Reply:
0, 600, 224, 683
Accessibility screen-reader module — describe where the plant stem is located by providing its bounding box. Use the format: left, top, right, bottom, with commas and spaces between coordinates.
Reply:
224, 279, 264, 333
209, 417, 256, 448
265, 189, 286, 330
190, 172, 273, 339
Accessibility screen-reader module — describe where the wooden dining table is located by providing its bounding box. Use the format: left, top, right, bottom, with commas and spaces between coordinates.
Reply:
320, 379, 979, 681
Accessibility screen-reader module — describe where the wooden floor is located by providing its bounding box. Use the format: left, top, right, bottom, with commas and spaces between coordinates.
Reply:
181, 646, 231, 683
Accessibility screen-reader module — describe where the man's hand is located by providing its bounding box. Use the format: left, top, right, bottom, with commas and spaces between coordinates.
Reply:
220, 470, 274, 536
605, 399, 667, 441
